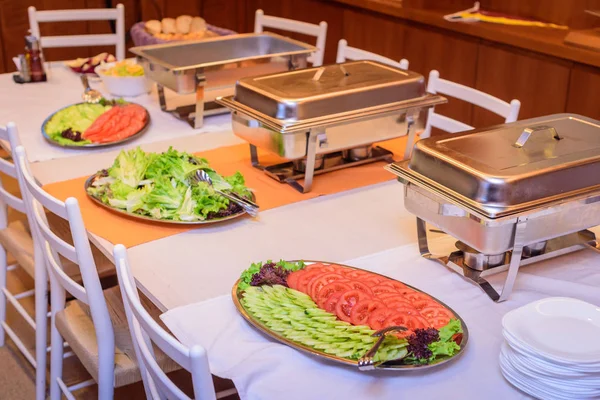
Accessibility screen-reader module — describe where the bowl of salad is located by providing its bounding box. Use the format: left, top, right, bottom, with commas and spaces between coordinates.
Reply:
95, 60, 152, 97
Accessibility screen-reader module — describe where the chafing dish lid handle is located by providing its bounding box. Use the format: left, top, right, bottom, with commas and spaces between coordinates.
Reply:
513, 125, 562, 148
311, 65, 350, 81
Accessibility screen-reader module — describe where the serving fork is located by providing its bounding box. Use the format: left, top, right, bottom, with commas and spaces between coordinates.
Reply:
192, 170, 259, 217
80, 74, 102, 104
358, 325, 408, 371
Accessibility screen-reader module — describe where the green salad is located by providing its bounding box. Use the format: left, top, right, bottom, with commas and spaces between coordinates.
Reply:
87, 147, 253, 221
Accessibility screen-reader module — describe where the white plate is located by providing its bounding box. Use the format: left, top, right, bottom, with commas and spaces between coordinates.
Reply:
503, 297, 600, 364
503, 330, 600, 373
502, 343, 600, 392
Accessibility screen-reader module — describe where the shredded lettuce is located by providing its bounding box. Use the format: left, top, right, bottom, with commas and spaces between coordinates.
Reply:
87, 146, 253, 221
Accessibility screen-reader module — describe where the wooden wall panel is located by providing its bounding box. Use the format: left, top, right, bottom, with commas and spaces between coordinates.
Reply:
245, 0, 344, 64
202, 0, 246, 32
473, 43, 571, 127
402, 24, 479, 127
342, 8, 406, 62
566, 64, 600, 120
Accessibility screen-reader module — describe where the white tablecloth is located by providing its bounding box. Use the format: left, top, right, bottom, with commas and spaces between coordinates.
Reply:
0, 65, 232, 162
161, 243, 600, 400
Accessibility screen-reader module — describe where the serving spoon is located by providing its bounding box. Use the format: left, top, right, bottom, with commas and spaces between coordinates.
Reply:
80, 74, 102, 103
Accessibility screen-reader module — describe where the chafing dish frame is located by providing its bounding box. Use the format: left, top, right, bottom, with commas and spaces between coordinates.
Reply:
220, 94, 446, 193
131, 33, 316, 129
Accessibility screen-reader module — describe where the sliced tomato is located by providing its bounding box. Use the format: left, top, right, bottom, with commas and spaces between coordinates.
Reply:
419, 306, 454, 320
387, 300, 418, 313
371, 284, 399, 296
342, 270, 370, 280
377, 292, 403, 299
350, 300, 386, 326
360, 275, 384, 287
410, 298, 440, 311
428, 315, 452, 329
383, 312, 429, 331
323, 292, 343, 314
287, 270, 303, 290
316, 282, 351, 308
367, 308, 395, 330
377, 280, 409, 291
295, 269, 327, 294
346, 281, 373, 296
335, 290, 372, 323
404, 292, 434, 304
308, 273, 345, 300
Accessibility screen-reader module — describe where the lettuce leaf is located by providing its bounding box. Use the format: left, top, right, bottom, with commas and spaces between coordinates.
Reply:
109, 148, 154, 188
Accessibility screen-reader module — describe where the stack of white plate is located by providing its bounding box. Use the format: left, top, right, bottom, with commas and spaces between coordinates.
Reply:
500, 297, 600, 400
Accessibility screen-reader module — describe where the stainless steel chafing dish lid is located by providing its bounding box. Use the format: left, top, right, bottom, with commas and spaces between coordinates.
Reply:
130, 32, 316, 71
387, 114, 600, 218
230, 61, 426, 121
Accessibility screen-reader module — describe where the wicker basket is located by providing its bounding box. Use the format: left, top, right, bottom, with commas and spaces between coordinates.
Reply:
130, 21, 237, 47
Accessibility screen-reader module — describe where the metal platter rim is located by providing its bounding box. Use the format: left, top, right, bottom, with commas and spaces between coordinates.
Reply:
232, 259, 469, 371
41, 101, 151, 149
84, 174, 254, 225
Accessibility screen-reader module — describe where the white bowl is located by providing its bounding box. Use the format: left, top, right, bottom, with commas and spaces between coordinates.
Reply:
95, 60, 152, 97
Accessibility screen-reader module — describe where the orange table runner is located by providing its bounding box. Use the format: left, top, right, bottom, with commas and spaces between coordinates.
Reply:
43, 137, 410, 248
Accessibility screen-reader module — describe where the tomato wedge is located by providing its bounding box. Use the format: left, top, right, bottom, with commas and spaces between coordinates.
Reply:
315, 281, 351, 307
308, 273, 345, 300
335, 290, 372, 323
367, 308, 395, 330
350, 299, 386, 326
383, 312, 429, 331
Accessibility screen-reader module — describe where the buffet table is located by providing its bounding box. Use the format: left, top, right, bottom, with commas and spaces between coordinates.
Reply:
2, 64, 600, 399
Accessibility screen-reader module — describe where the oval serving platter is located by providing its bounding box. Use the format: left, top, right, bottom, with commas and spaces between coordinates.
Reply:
232, 260, 469, 370
41, 102, 151, 149
84, 173, 256, 225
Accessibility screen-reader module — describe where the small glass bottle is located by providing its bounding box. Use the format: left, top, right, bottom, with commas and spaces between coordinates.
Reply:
25, 36, 46, 82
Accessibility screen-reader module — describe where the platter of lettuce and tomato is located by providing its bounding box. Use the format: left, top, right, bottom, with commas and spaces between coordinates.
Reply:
86, 147, 256, 224
42, 98, 150, 148
233, 260, 468, 369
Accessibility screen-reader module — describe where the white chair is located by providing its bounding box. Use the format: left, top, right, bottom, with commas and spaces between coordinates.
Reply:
14, 146, 178, 400
114, 245, 238, 400
254, 9, 327, 67
28, 4, 125, 60
0, 123, 49, 400
336, 39, 409, 70
422, 69, 521, 138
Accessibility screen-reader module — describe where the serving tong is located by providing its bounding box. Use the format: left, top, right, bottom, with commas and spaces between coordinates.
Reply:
358, 325, 407, 371
192, 170, 259, 217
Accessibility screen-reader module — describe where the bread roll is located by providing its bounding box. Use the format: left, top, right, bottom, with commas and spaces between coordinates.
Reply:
161, 18, 176, 34
190, 17, 207, 33
145, 20, 161, 35
176, 15, 193, 34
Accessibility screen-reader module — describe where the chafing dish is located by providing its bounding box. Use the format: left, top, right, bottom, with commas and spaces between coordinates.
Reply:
217, 61, 446, 193
131, 33, 316, 128
386, 114, 600, 302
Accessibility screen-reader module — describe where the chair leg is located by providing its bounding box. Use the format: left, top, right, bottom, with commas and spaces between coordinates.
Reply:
34, 255, 48, 400
96, 338, 115, 400
49, 274, 65, 400
0, 247, 6, 347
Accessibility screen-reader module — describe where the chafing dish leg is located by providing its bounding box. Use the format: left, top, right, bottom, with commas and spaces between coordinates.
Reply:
249, 145, 264, 170
301, 130, 320, 193
157, 84, 167, 111
193, 74, 207, 129
403, 109, 420, 160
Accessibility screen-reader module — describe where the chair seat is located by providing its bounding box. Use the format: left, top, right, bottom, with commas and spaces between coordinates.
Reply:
56, 285, 180, 388
0, 215, 114, 282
